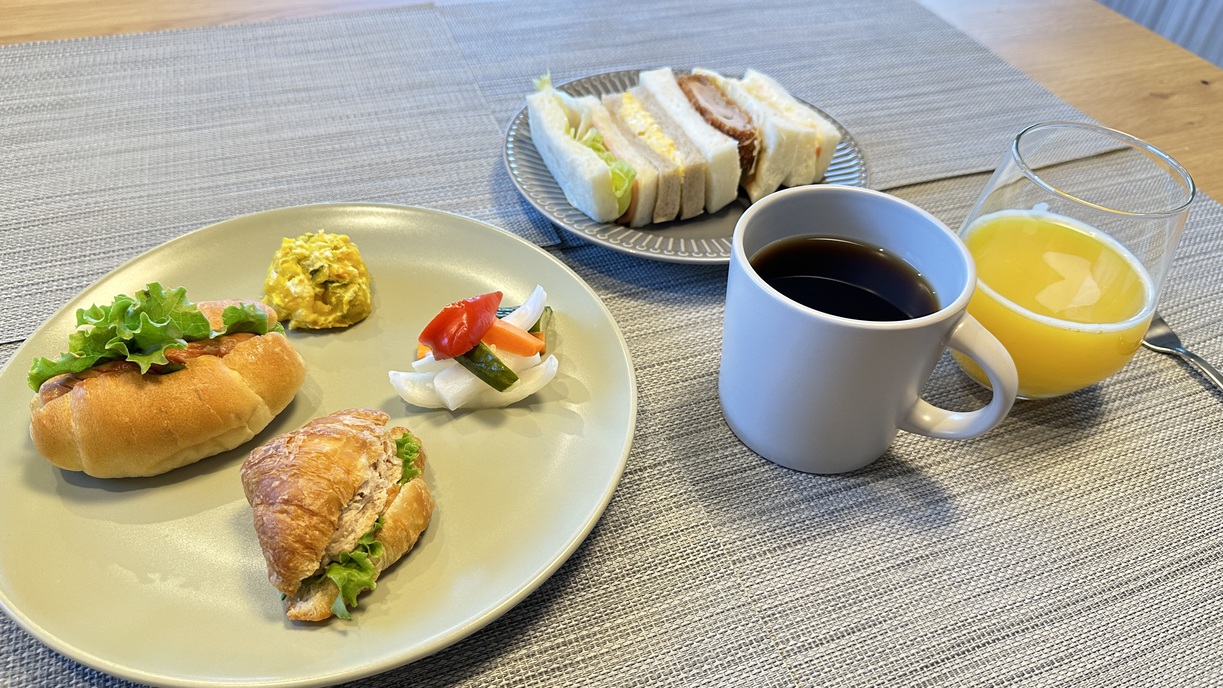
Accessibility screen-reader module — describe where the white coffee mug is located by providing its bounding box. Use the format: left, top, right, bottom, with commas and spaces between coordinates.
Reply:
718, 185, 1018, 474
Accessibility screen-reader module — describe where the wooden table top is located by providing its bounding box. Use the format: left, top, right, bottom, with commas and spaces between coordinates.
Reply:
5, 0, 1221, 201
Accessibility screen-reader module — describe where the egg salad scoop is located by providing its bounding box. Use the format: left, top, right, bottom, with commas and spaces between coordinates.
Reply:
264, 231, 372, 329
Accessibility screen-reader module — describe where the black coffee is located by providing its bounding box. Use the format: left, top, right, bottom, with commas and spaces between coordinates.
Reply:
750, 236, 938, 321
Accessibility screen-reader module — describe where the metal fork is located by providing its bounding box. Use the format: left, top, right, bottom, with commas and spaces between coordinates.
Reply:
1142, 311, 1223, 392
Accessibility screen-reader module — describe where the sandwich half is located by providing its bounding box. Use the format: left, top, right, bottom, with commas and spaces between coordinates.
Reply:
739, 69, 842, 186
689, 68, 801, 203
639, 68, 742, 214
526, 78, 638, 224
241, 408, 433, 621
635, 69, 738, 215
678, 70, 760, 181
581, 96, 663, 228
604, 86, 708, 221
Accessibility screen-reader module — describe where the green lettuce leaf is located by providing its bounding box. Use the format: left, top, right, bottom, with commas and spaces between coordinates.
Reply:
219, 302, 279, 335
27, 282, 280, 391
579, 130, 637, 217
396, 434, 422, 484
320, 518, 386, 620
608, 160, 636, 217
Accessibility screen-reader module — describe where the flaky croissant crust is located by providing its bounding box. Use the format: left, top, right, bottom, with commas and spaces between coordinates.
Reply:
240, 408, 432, 611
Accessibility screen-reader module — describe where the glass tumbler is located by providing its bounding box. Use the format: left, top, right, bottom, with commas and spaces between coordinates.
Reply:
954, 121, 1195, 399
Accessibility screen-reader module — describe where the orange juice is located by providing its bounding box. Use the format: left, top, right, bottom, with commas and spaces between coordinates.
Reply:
955, 209, 1154, 398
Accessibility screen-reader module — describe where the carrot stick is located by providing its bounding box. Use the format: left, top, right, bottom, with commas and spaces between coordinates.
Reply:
482, 318, 546, 357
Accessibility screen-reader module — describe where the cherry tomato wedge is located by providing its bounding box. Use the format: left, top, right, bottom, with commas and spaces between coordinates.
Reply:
418, 291, 503, 359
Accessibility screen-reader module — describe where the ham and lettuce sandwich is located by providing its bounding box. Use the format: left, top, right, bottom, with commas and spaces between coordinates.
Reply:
526, 76, 640, 226
27, 283, 305, 478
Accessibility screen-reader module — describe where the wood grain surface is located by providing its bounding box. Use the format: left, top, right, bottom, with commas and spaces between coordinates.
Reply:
917, 0, 1223, 201
4, 0, 1221, 199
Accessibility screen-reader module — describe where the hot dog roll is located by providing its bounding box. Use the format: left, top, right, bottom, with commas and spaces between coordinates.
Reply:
27, 283, 306, 478
240, 408, 433, 621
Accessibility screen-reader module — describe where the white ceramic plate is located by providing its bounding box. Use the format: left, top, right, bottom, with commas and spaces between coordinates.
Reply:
0, 204, 636, 687
504, 68, 869, 264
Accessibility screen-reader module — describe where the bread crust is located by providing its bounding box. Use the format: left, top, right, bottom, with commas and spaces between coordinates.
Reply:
28, 328, 305, 478
622, 86, 708, 220
240, 409, 434, 621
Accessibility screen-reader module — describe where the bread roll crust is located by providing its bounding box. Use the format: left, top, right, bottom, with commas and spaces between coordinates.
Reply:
28, 329, 305, 478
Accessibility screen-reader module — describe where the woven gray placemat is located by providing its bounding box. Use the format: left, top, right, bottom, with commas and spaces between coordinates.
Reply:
0, 5, 557, 344
3, 1, 1223, 686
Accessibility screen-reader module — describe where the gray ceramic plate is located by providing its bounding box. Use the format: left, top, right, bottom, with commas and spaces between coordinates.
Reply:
504, 68, 869, 264
0, 204, 636, 687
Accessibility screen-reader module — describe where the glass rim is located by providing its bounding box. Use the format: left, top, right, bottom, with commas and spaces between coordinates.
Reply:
1012, 120, 1197, 218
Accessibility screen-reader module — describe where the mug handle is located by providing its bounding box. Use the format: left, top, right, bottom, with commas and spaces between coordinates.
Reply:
898, 314, 1018, 440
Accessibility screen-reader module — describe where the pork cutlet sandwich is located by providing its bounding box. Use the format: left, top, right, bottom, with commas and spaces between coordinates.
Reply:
27, 282, 306, 478
240, 408, 433, 621
525, 67, 842, 226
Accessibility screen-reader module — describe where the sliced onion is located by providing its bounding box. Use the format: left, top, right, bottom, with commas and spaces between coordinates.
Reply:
431, 364, 485, 410
494, 349, 542, 373
388, 370, 446, 409
501, 285, 546, 331
411, 352, 451, 373
389, 354, 559, 411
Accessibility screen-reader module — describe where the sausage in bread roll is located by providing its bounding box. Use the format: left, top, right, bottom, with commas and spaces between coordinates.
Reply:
27, 283, 306, 478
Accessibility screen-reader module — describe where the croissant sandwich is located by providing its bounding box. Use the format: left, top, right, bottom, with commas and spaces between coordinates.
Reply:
240, 408, 433, 621
27, 282, 306, 478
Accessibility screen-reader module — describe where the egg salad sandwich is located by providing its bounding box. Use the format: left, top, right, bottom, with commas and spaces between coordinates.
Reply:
603, 86, 708, 221
584, 97, 670, 227
639, 68, 743, 214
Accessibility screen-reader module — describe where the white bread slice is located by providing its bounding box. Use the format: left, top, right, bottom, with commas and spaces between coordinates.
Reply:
692, 68, 803, 204
607, 87, 707, 221
526, 89, 624, 223
582, 97, 660, 228
740, 69, 842, 186
639, 68, 741, 214
602, 93, 682, 223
